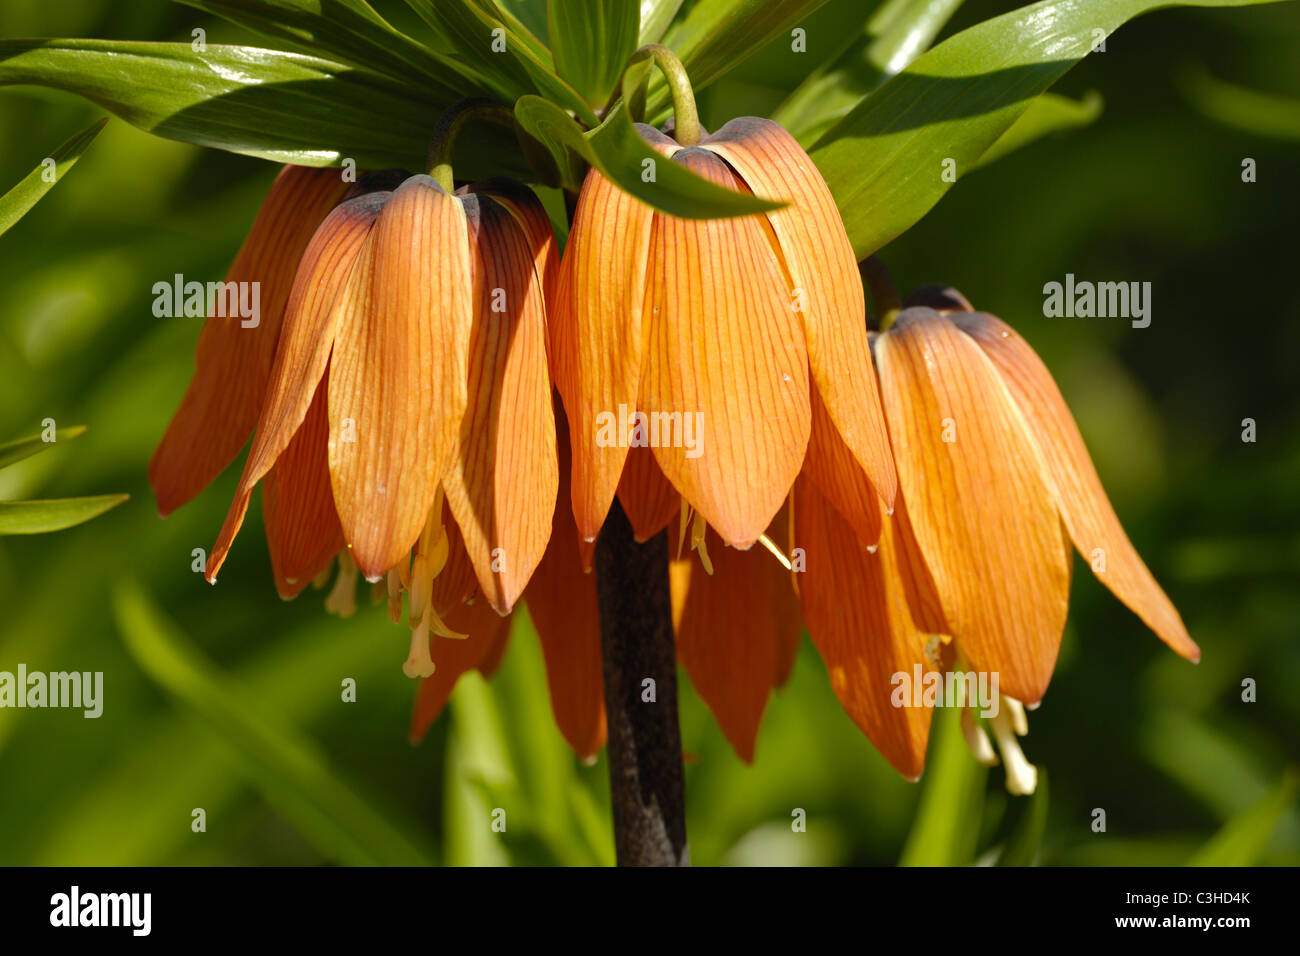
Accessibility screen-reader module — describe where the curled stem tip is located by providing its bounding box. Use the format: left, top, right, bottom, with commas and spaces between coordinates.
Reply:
427, 97, 517, 191
622, 43, 701, 146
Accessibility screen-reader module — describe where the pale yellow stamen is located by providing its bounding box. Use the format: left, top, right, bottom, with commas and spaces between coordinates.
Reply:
756, 533, 792, 571
408, 553, 432, 627
386, 567, 404, 625
690, 511, 713, 576
676, 497, 691, 560
960, 707, 999, 766
311, 561, 334, 591
324, 550, 358, 618
425, 601, 468, 641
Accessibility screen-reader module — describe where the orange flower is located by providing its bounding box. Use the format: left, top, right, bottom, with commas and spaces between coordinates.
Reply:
552, 118, 896, 557
789, 290, 1199, 786
149, 165, 350, 515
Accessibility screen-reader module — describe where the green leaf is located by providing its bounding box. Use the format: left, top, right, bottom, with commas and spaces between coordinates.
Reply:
1189, 771, 1298, 866
639, 0, 687, 45
174, 0, 501, 100
547, 0, 639, 109
0, 120, 105, 237
974, 91, 1103, 168
1177, 61, 1300, 140
648, 0, 831, 112
513, 95, 781, 218
899, 700, 987, 866
809, 0, 1286, 260
0, 40, 449, 170
995, 770, 1050, 866
407, 0, 598, 124
771, 0, 965, 145
0, 494, 127, 535
113, 580, 433, 866
0, 425, 85, 470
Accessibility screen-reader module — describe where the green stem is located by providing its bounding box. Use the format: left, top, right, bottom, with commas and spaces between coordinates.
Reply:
426, 98, 516, 191
861, 256, 902, 331
622, 44, 701, 146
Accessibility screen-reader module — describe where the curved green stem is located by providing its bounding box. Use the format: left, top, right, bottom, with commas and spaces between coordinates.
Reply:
426, 98, 516, 191
861, 256, 902, 331
621, 44, 701, 146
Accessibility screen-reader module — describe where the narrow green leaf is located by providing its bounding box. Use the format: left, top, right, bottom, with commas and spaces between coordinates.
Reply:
1178, 61, 1300, 140
996, 770, 1050, 866
113, 580, 433, 867
407, 0, 598, 124
772, 0, 964, 145
639, 0, 687, 45
899, 698, 987, 866
0, 40, 447, 170
514, 95, 781, 218
974, 91, 1103, 168
0, 425, 86, 471
174, 0, 502, 100
548, 0, 639, 108
0, 120, 105, 237
0, 494, 127, 535
1189, 771, 1298, 866
810, 0, 1286, 260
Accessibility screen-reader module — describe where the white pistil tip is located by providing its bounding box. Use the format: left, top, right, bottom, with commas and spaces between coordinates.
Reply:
1007, 696, 1029, 736
403, 619, 436, 679
991, 704, 1037, 796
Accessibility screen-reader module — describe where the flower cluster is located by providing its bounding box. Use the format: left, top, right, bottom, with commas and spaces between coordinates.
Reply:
151, 116, 1196, 788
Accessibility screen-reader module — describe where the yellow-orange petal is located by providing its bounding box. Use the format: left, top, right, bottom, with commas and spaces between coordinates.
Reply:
523, 427, 607, 759
673, 519, 801, 762
553, 125, 681, 543
328, 175, 472, 580
150, 165, 350, 515
875, 309, 1070, 705
802, 384, 883, 548
793, 476, 944, 780
430, 507, 479, 618
409, 598, 514, 743
262, 379, 345, 599
704, 118, 897, 510
952, 311, 1199, 662
442, 192, 558, 613
617, 446, 680, 542
641, 146, 811, 547
206, 191, 385, 582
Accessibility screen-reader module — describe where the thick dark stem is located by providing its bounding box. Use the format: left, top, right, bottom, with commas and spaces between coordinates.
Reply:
595, 500, 689, 866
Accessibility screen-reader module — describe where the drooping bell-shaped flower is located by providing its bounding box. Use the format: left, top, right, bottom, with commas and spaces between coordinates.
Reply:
553, 117, 896, 557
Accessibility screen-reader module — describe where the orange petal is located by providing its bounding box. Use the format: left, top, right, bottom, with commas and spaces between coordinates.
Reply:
952, 311, 1199, 662
430, 507, 480, 617
704, 118, 897, 510
328, 175, 472, 580
793, 475, 944, 780
641, 146, 811, 547
673, 520, 801, 762
523, 427, 606, 759
442, 192, 558, 613
262, 377, 345, 599
553, 126, 680, 543
149, 166, 349, 516
802, 384, 883, 548
617, 446, 679, 542
875, 309, 1070, 705
205, 191, 385, 582
409, 599, 514, 743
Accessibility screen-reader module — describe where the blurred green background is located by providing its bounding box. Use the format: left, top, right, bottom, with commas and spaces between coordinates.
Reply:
0, 0, 1296, 866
